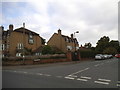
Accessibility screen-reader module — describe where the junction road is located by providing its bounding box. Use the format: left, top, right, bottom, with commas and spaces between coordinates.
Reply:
2, 58, 119, 88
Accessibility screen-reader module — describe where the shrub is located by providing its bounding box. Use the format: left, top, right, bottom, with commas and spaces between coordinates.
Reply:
80, 49, 95, 58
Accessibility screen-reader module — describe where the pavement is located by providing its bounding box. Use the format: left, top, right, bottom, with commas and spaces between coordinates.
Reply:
2, 59, 94, 70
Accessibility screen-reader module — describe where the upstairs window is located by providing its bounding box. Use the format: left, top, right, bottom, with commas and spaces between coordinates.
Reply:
17, 43, 23, 49
28, 33, 34, 44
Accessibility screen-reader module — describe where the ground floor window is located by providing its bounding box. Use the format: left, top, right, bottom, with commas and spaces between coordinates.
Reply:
16, 53, 22, 57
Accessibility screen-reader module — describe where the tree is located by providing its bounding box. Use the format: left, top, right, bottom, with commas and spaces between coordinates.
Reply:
95, 36, 110, 54
109, 40, 120, 53
42, 45, 52, 55
84, 42, 92, 49
103, 47, 117, 55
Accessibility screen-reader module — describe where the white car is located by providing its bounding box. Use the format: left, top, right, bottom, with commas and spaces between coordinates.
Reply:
95, 54, 104, 60
103, 54, 109, 59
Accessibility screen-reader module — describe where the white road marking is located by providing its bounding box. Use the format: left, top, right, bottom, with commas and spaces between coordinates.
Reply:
13, 71, 17, 72
77, 78, 88, 81
69, 75, 78, 78
94, 64, 100, 67
94, 81, 109, 85
98, 78, 111, 82
80, 76, 92, 79
65, 77, 75, 80
36, 73, 43, 75
69, 68, 89, 76
117, 84, 120, 87
43, 74, 51, 76
23, 72, 27, 74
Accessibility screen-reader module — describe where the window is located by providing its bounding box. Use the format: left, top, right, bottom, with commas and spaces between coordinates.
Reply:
2, 44, 5, 50
76, 47, 79, 50
17, 43, 23, 49
67, 46, 72, 50
16, 53, 22, 57
29, 34, 33, 38
28, 33, 34, 44
29, 39, 34, 44
65, 37, 69, 42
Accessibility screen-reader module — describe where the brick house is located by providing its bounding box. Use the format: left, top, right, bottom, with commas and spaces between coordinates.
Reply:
47, 29, 79, 53
1, 24, 44, 57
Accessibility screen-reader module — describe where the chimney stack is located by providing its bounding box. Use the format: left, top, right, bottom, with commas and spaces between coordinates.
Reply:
9, 24, 14, 31
58, 29, 61, 35
23, 23, 25, 28
1, 26, 4, 31
71, 34, 73, 39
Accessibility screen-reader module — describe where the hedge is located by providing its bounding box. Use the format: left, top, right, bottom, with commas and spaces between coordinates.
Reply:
80, 50, 95, 58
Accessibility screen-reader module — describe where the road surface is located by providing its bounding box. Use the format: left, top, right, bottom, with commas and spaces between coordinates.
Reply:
2, 58, 119, 88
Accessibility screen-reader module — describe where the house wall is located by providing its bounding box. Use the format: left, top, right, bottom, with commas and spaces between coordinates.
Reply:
47, 30, 79, 53
47, 33, 67, 53
9, 31, 42, 56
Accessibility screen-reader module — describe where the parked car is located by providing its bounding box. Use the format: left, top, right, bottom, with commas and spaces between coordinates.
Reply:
115, 54, 120, 58
103, 54, 113, 59
103, 54, 109, 59
108, 55, 113, 59
95, 54, 104, 60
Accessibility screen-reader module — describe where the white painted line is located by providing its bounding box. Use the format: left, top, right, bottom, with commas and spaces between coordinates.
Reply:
23, 72, 27, 74
117, 84, 120, 87
13, 71, 17, 72
44, 74, 51, 76
77, 78, 88, 81
81, 76, 91, 79
65, 77, 75, 80
94, 81, 109, 85
98, 78, 111, 82
36, 73, 43, 75
70, 68, 90, 75
94, 64, 100, 67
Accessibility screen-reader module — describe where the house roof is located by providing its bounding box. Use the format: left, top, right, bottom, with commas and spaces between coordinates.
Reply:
14, 27, 39, 36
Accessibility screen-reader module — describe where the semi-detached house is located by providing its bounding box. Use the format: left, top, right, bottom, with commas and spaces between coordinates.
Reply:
1, 24, 44, 57
47, 29, 79, 53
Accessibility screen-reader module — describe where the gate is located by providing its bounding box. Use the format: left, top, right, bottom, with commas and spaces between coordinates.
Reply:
72, 51, 80, 61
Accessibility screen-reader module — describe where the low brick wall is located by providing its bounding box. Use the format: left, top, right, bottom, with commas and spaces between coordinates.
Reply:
2, 53, 71, 66
2, 58, 71, 66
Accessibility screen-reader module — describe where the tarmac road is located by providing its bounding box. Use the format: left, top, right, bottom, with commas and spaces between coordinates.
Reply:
2, 58, 119, 88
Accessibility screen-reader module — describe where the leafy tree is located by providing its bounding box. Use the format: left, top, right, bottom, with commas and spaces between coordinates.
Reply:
42, 45, 52, 55
95, 36, 110, 54
84, 42, 92, 49
103, 47, 117, 55
41, 45, 64, 55
109, 40, 120, 53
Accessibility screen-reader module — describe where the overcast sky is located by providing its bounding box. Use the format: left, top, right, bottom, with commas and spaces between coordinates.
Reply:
1, 0, 119, 46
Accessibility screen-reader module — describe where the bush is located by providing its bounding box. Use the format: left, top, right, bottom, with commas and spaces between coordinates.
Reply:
80, 49, 95, 58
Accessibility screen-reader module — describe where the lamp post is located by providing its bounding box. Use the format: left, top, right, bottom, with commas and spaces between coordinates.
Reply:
73, 31, 79, 51
23, 23, 25, 65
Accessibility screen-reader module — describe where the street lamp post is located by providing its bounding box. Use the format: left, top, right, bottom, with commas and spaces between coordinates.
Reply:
73, 31, 79, 51
23, 23, 25, 65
